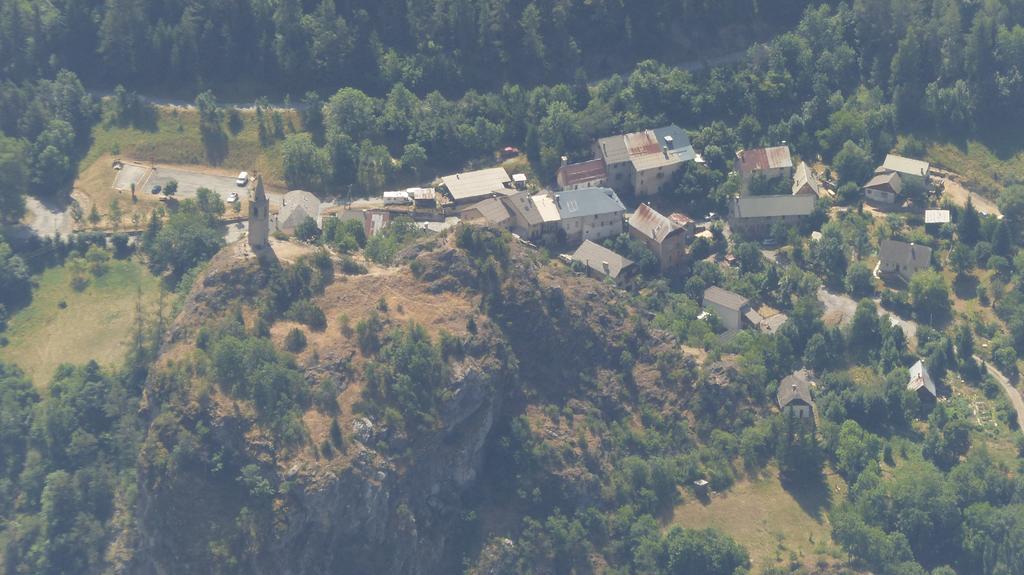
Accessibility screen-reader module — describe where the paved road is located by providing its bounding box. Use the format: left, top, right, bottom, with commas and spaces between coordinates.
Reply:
977, 356, 1024, 430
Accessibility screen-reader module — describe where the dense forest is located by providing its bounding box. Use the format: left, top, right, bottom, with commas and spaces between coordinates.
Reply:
0, 0, 810, 94
4, 1, 1024, 574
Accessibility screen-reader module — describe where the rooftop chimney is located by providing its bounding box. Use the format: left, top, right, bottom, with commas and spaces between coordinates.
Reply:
555, 194, 561, 209
602, 261, 610, 274
792, 383, 797, 391
663, 145, 669, 159
561, 155, 568, 167
664, 135, 674, 149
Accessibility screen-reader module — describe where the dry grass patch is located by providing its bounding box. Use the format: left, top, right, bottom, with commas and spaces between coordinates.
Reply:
670, 470, 848, 573
0, 258, 162, 387
928, 140, 1024, 199
85, 106, 296, 184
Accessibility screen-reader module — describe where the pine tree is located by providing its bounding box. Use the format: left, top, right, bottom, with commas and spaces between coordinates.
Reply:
958, 197, 980, 244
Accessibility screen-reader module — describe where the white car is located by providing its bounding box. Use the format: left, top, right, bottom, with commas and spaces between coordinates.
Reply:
236, 171, 249, 186
227, 192, 239, 203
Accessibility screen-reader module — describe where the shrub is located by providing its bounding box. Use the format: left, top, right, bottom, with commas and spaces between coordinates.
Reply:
285, 328, 307, 352
339, 256, 368, 275
287, 300, 327, 331
295, 216, 320, 242
356, 311, 384, 355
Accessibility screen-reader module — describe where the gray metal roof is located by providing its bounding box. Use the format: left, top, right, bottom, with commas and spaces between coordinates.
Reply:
278, 190, 322, 231
883, 154, 930, 178
459, 197, 511, 226
596, 134, 630, 164
879, 239, 932, 268
572, 240, 634, 279
703, 286, 748, 312
792, 162, 820, 196
441, 168, 512, 202
729, 194, 815, 219
864, 171, 902, 192
501, 191, 544, 227
777, 370, 814, 407
908, 360, 936, 397
553, 187, 626, 220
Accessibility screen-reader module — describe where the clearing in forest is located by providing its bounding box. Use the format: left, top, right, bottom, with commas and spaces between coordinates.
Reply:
670, 470, 847, 573
0, 259, 162, 387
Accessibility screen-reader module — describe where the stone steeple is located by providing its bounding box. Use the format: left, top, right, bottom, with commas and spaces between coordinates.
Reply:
248, 175, 270, 249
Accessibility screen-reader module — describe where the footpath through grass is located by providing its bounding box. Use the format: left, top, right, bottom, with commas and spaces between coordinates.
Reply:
0, 258, 161, 387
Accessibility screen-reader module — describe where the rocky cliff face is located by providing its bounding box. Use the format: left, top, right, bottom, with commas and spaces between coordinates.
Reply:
128, 232, 645, 574
130, 244, 512, 574
259, 357, 506, 575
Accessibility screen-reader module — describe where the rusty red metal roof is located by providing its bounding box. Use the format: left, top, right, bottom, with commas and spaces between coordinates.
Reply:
557, 158, 607, 187
736, 146, 793, 174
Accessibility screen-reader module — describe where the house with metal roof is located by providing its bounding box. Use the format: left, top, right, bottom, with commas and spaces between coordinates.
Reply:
581, 124, 696, 196
735, 146, 794, 192
572, 240, 634, 282
778, 370, 815, 419
552, 187, 626, 244
439, 167, 513, 205
727, 194, 816, 238
908, 359, 937, 400
556, 158, 608, 190
703, 286, 751, 331
863, 171, 903, 204
459, 197, 512, 228
628, 203, 693, 271
276, 190, 322, 234
502, 191, 546, 240
792, 161, 823, 197
882, 154, 930, 187
879, 239, 932, 282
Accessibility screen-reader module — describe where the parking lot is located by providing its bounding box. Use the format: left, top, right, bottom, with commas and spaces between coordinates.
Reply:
147, 166, 244, 200
112, 164, 149, 192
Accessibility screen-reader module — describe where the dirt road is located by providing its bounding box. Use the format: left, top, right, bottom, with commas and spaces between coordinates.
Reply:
934, 171, 1002, 217
22, 197, 74, 238
978, 357, 1024, 430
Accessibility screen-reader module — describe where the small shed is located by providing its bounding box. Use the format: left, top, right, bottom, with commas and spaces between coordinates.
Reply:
411, 187, 437, 208
512, 173, 528, 190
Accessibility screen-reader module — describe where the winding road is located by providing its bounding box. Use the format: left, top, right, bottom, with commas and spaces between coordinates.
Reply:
817, 287, 1024, 428
978, 356, 1024, 430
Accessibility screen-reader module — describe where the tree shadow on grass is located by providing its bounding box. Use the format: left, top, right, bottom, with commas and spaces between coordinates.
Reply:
780, 472, 832, 522
202, 129, 229, 165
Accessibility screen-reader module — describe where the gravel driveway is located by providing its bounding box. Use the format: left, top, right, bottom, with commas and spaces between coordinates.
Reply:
816, 287, 917, 341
